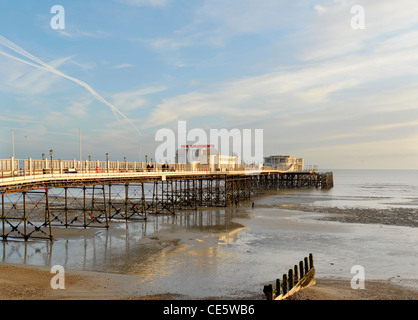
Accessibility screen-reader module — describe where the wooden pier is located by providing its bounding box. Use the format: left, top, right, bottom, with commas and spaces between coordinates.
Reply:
0, 157, 333, 241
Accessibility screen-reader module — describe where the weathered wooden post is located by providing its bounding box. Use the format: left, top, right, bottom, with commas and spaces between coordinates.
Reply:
282, 274, 288, 295
309, 253, 314, 270
294, 265, 299, 284
275, 279, 281, 297
263, 284, 273, 300
288, 269, 294, 290
262, 254, 317, 300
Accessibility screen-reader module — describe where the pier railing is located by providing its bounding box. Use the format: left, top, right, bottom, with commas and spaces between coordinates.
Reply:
0, 159, 333, 241
1, 157, 177, 178
0, 157, 319, 180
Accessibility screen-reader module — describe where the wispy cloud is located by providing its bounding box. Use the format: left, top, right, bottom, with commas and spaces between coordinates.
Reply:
143, 41, 418, 129
112, 63, 134, 69
0, 115, 39, 124
56, 29, 110, 39
142, 0, 308, 57
118, 0, 170, 8
111, 86, 166, 111
0, 34, 140, 134
301, 0, 418, 61
0, 53, 72, 95
66, 97, 93, 118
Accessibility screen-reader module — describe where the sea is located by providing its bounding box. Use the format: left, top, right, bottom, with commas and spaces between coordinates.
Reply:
1, 169, 417, 298
269, 169, 418, 209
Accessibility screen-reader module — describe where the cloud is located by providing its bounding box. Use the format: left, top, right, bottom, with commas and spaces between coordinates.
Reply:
56, 29, 110, 39
0, 34, 140, 134
0, 54, 72, 95
111, 86, 166, 111
302, 0, 418, 61
139, 0, 418, 168
118, 0, 170, 8
139, 0, 310, 66
66, 97, 93, 118
302, 134, 418, 169
112, 63, 134, 69
193, 0, 301, 34
143, 40, 418, 129
0, 115, 39, 124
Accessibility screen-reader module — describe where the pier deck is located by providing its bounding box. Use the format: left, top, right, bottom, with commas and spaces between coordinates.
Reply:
0, 158, 333, 241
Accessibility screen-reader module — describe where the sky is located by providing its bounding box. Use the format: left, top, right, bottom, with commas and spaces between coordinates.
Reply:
0, 0, 418, 169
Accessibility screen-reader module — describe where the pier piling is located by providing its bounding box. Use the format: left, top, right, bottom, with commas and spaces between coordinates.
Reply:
0, 162, 333, 241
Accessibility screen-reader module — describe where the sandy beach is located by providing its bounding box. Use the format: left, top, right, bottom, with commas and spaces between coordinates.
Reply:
0, 197, 417, 300
0, 263, 417, 300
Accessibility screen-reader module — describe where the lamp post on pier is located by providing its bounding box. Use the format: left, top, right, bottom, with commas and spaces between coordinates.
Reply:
50, 149, 53, 176
106, 153, 109, 173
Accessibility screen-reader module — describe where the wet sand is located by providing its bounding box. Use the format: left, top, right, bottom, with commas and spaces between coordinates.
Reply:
1, 263, 417, 300
0, 197, 417, 300
290, 278, 417, 300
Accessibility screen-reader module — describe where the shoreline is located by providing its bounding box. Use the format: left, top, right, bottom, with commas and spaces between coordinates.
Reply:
282, 205, 418, 228
0, 261, 416, 300
0, 199, 417, 300
249, 190, 418, 228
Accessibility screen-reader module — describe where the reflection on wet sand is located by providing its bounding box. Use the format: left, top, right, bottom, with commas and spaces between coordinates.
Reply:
2, 199, 418, 299
0, 208, 247, 276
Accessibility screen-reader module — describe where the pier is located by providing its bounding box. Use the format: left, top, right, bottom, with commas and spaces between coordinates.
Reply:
0, 157, 333, 241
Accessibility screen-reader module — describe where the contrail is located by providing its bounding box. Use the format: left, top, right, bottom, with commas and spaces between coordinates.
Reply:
0, 35, 140, 134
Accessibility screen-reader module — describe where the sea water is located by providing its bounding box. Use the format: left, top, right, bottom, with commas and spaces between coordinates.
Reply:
267, 169, 418, 209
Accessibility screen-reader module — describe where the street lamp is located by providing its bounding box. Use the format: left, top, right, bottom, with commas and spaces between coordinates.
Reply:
106, 153, 109, 173
50, 149, 53, 175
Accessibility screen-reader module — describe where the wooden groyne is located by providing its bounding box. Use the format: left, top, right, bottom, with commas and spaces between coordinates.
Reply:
263, 253, 316, 300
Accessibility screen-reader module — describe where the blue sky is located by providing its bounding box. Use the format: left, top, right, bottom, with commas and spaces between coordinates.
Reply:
1, 0, 418, 169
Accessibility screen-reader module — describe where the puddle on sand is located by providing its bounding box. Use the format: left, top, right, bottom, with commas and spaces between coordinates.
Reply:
0, 208, 247, 275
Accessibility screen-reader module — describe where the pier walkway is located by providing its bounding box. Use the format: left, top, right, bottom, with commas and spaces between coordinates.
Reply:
0, 157, 333, 241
